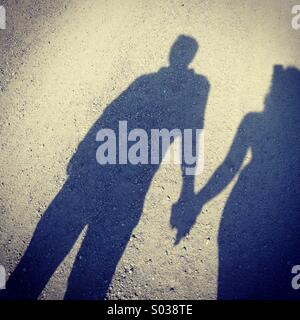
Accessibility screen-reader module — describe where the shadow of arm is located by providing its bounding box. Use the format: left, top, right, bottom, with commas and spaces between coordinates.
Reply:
198, 114, 252, 204
171, 113, 252, 244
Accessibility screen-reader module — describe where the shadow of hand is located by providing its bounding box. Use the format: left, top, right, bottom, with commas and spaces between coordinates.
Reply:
170, 196, 203, 245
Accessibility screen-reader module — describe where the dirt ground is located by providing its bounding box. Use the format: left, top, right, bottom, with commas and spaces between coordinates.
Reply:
0, 0, 300, 300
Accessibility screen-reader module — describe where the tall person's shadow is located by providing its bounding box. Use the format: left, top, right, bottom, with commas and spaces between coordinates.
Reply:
3, 35, 210, 299
171, 65, 300, 299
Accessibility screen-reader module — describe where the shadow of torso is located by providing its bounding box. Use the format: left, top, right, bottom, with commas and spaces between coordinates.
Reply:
67, 66, 208, 227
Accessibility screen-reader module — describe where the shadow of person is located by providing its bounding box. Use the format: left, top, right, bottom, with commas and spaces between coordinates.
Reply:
3, 35, 210, 299
171, 65, 300, 299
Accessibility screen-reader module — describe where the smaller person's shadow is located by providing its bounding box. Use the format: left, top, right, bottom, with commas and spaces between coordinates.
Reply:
3, 35, 210, 300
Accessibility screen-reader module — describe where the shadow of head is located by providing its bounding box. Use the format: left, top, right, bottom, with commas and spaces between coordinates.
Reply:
265, 65, 300, 113
169, 35, 199, 69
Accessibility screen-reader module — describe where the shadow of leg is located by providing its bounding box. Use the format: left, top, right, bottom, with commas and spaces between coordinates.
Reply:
64, 223, 132, 300
3, 186, 85, 300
